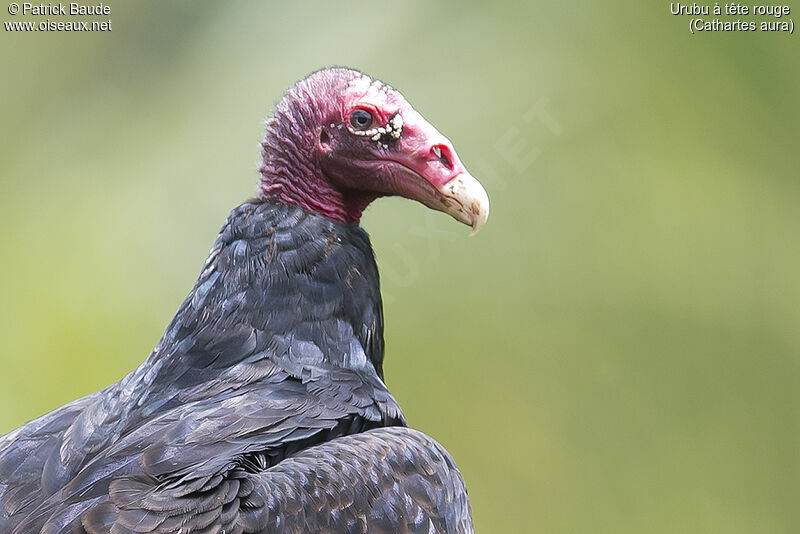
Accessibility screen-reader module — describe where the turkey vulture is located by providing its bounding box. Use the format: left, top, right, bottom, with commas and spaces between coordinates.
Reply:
0, 67, 489, 534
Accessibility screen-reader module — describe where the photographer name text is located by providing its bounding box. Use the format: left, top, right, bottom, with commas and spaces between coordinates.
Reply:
16, 2, 109, 16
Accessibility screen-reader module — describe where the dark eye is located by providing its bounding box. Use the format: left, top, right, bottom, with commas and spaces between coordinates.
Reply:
350, 109, 374, 130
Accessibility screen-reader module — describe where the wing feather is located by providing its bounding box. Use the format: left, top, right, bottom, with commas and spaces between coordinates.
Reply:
81, 427, 472, 534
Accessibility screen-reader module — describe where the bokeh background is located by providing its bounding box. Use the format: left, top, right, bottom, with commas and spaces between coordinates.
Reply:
1, 2, 798, 532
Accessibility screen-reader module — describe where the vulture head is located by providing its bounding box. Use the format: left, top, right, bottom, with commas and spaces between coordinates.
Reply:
259, 67, 489, 233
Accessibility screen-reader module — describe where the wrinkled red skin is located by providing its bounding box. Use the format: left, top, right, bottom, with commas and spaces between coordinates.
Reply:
259, 68, 466, 224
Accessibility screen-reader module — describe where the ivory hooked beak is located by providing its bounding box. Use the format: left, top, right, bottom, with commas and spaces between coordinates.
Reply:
437, 173, 490, 236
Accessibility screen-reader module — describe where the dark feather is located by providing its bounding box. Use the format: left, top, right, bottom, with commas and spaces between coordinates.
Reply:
80, 428, 471, 534
0, 201, 472, 533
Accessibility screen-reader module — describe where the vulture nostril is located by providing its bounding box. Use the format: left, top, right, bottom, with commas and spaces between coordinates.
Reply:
432, 145, 452, 170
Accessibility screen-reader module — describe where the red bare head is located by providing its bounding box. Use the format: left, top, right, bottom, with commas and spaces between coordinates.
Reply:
259, 68, 489, 233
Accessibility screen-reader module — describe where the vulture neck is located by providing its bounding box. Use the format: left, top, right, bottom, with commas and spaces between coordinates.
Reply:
151, 201, 386, 382
258, 109, 376, 224
258, 152, 353, 223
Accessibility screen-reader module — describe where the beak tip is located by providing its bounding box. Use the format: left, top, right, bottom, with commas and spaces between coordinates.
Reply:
469, 201, 489, 236
433, 172, 490, 236
465, 177, 490, 236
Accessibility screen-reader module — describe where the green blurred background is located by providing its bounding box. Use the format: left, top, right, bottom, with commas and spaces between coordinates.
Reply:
1, 1, 798, 532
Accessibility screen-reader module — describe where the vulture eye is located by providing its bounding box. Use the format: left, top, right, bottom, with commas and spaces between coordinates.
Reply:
350, 109, 374, 130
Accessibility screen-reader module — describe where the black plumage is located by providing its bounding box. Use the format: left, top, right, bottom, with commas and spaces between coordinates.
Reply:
0, 67, 488, 533
0, 202, 472, 533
